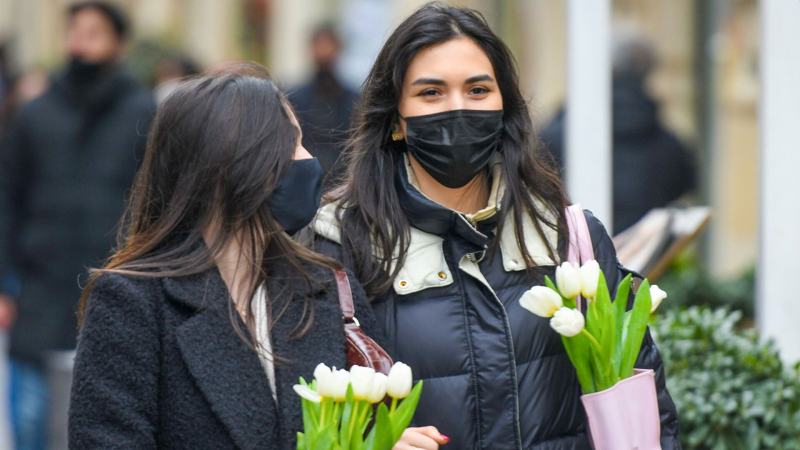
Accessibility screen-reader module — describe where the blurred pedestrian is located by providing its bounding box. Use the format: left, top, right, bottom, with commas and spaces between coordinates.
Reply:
0, 2, 154, 449
288, 24, 359, 189
540, 29, 696, 233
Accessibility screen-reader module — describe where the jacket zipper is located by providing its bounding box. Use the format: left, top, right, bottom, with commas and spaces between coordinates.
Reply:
457, 215, 523, 449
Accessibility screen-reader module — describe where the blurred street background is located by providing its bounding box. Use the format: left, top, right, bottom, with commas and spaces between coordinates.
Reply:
1, 0, 799, 449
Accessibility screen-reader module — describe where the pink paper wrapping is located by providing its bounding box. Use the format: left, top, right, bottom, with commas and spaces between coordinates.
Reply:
581, 369, 662, 450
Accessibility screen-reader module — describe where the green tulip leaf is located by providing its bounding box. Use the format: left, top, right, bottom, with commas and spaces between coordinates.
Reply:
562, 334, 596, 394
612, 274, 632, 376
596, 272, 618, 387
338, 385, 355, 449
313, 425, 338, 450
390, 381, 424, 442
585, 294, 602, 347
620, 278, 652, 379
365, 403, 394, 450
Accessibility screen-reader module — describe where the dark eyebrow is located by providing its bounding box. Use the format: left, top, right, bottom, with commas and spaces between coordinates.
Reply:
410, 77, 446, 86
466, 74, 495, 84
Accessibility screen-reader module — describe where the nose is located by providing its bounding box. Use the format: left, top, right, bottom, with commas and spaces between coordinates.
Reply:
445, 95, 466, 112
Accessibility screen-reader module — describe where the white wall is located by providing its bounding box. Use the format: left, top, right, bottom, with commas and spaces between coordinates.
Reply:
757, 0, 800, 363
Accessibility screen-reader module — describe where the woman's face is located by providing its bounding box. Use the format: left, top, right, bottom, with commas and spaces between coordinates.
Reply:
397, 37, 503, 137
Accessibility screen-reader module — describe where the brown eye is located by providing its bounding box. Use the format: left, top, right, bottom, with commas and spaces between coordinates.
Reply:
469, 86, 489, 95
419, 89, 440, 97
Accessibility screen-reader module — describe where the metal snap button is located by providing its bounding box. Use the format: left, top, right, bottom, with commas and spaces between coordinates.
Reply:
438, 272, 447, 280
399, 280, 408, 288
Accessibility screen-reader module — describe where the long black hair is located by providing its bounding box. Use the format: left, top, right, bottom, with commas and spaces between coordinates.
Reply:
328, 2, 569, 299
80, 62, 339, 345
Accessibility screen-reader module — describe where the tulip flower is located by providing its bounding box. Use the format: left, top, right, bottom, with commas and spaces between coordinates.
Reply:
556, 262, 583, 299
367, 373, 388, 403
293, 384, 321, 403
386, 362, 413, 399
313, 363, 333, 398
579, 260, 601, 298
331, 368, 350, 402
519, 286, 563, 318
349, 365, 376, 401
550, 307, 585, 337
649, 285, 667, 313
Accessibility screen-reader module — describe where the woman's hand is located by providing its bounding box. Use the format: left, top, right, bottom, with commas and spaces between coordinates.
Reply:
393, 426, 450, 449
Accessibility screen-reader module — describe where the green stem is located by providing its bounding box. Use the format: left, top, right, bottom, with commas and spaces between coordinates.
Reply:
389, 397, 398, 418
319, 400, 327, 427
348, 401, 360, 443
332, 403, 340, 428
581, 329, 602, 354
358, 402, 371, 430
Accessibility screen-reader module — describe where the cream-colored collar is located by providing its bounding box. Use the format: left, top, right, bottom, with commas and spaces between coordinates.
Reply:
312, 157, 559, 294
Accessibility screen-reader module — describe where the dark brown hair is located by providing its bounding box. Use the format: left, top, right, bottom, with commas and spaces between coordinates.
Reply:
79, 62, 339, 344
328, 3, 569, 299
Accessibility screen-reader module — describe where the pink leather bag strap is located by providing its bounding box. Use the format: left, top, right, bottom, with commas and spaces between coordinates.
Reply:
565, 204, 595, 312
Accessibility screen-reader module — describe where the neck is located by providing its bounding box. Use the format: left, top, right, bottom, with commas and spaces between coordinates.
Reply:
203, 230, 253, 316
408, 155, 490, 215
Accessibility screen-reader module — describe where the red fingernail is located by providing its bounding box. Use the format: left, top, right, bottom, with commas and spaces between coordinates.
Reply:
440, 434, 450, 442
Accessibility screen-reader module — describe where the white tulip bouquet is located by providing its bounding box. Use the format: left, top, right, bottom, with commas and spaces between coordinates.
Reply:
519, 260, 667, 393
292, 362, 423, 450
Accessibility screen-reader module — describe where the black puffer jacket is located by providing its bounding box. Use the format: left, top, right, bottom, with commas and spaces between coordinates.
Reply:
313, 157, 680, 449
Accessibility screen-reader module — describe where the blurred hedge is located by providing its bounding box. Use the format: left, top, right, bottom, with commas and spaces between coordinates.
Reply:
655, 253, 755, 319
652, 307, 800, 449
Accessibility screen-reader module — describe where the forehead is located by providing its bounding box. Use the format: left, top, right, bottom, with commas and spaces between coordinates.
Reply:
404, 37, 495, 83
70, 8, 115, 32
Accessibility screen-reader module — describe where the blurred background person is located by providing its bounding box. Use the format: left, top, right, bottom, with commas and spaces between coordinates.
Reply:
540, 28, 696, 234
0, 2, 154, 449
288, 24, 359, 190
152, 53, 199, 105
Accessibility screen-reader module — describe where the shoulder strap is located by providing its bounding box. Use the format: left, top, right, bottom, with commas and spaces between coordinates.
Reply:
565, 204, 595, 313
334, 269, 355, 321
565, 204, 595, 266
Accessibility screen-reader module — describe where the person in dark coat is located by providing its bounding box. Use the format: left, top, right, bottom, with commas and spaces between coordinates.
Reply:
69, 63, 412, 449
311, 5, 681, 449
288, 25, 359, 190
0, 2, 154, 448
539, 30, 696, 233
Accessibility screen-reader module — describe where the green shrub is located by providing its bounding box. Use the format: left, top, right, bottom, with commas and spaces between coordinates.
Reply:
652, 307, 800, 449
656, 255, 755, 319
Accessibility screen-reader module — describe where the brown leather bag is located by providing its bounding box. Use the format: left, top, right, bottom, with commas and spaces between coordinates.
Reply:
334, 270, 394, 375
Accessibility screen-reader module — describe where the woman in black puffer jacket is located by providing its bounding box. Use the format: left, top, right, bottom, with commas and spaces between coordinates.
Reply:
312, 4, 681, 449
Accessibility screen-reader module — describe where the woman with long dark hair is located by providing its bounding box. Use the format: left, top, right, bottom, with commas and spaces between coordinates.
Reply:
68, 63, 438, 449
312, 4, 680, 449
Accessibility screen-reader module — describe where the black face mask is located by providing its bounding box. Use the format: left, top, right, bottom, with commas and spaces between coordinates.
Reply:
267, 158, 323, 235
66, 56, 111, 85
402, 109, 504, 188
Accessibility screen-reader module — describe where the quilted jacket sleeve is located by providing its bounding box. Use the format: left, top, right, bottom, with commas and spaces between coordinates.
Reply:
584, 210, 682, 450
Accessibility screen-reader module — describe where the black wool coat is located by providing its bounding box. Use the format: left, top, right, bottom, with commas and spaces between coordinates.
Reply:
68, 263, 382, 449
